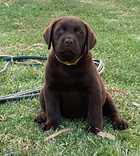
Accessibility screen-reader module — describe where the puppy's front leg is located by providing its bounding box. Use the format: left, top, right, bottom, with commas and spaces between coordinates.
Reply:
87, 93, 103, 134
41, 87, 61, 131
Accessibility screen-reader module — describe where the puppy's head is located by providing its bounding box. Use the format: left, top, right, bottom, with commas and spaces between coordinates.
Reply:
43, 16, 96, 61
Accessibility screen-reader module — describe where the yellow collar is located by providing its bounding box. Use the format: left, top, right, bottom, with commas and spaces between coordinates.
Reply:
55, 54, 82, 66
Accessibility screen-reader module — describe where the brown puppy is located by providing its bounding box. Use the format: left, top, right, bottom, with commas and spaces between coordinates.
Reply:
35, 16, 128, 134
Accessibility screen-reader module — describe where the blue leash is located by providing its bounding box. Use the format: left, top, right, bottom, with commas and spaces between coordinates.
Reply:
0, 55, 104, 103
0, 55, 48, 73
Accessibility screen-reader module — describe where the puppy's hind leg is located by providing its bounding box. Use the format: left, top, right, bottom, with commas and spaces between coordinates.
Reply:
34, 87, 47, 124
103, 92, 128, 130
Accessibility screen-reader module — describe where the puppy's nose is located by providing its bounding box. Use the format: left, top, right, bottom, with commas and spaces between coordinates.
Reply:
64, 38, 73, 46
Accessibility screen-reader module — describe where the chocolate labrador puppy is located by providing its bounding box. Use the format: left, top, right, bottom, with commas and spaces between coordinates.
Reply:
35, 16, 128, 134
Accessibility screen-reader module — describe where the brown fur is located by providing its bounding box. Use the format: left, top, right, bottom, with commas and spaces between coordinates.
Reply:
35, 16, 128, 134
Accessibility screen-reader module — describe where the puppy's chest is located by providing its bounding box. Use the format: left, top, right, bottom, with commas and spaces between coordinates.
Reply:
48, 66, 92, 90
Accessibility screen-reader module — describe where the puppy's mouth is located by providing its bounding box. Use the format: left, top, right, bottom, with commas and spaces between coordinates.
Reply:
55, 50, 82, 66
60, 52, 76, 61
57, 49, 79, 61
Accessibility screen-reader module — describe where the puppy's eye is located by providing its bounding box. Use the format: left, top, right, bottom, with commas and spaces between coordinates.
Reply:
57, 26, 66, 35
62, 26, 67, 31
74, 27, 83, 34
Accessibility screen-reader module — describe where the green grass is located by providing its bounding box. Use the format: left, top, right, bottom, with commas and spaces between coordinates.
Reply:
0, 0, 140, 155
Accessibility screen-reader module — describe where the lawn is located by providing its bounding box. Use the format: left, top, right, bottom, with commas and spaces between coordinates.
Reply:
0, 0, 140, 155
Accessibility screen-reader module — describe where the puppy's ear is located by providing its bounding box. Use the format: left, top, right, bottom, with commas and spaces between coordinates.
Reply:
84, 22, 96, 50
43, 18, 61, 49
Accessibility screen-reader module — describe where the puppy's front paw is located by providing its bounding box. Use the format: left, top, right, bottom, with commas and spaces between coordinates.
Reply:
40, 120, 58, 131
112, 119, 128, 130
87, 126, 101, 134
34, 112, 47, 124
